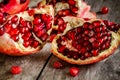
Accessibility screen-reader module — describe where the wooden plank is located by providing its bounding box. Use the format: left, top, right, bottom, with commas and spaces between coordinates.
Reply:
38, 0, 120, 80
0, 44, 51, 80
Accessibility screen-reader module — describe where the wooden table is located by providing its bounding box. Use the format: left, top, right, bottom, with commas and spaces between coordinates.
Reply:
0, 0, 120, 80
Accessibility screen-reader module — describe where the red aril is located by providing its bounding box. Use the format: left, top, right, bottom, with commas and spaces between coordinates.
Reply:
10, 66, 22, 75
69, 67, 79, 77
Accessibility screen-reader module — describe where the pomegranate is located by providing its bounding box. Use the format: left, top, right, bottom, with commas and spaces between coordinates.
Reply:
51, 18, 120, 65
39, 0, 96, 42
0, 5, 54, 56
0, 0, 30, 14
40, 0, 96, 19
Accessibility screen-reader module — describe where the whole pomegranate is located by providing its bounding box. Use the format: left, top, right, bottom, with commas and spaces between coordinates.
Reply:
0, 5, 54, 56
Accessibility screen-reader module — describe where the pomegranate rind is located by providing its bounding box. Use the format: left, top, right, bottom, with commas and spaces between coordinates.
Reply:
3, 0, 30, 14
51, 18, 120, 65
0, 5, 54, 56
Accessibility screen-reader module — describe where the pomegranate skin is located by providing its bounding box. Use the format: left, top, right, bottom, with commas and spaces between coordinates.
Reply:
3, 0, 30, 14
0, 33, 41, 56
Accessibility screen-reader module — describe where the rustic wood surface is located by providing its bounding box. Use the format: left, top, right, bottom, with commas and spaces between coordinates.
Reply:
0, 0, 120, 80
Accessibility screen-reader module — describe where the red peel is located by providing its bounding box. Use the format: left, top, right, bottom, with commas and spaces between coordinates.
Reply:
3, 0, 30, 14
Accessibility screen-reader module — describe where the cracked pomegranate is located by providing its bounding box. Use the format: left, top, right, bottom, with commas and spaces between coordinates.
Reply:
52, 18, 120, 65
39, 0, 96, 42
0, 5, 54, 56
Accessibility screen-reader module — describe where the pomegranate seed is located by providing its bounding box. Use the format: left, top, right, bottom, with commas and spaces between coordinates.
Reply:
32, 40, 39, 48
76, 45, 82, 50
33, 17, 41, 25
19, 27, 29, 33
92, 21, 101, 27
71, 7, 78, 13
88, 30, 94, 37
46, 22, 52, 30
63, 9, 70, 16
58, 25, 66, 33
96, 33, 102, 38
97, 38, 103, 44
58, 10, 63, 16
68, 0, 76, 6
68, 31, 75, 41
83, 22, 90, 29
0, 28, 4, 36
11, 35, 19, 41
9, 28, 19, 36
89, 37, 96, 43
41, 14, 52, 24
88, 24, 94, 30
53, 61, 63, 69
20, 17, 27, 26
26, 21, 32, 30
36, 29, 45, 37
41, 33, 48, 41
49, 34, 56, 42
28, 9, 35, 16
84, 52, 91, 58
0, 17, 6, 24
81, 47, 86, 54
92, 41, 100, 49
91, 50, 98, 56
11, 15, 18, 23
22, 32, 31, 41
34, 23, 45, 32
101, 6, 109, 14
58, 45, 66, 53
4, 24, 12, 32
84, 30, 89, 35
69, 67, 79, 77
10, 66, 22, 75
57, 18, 64, 26
73, 53, 79, 60
23, 41, 30, 47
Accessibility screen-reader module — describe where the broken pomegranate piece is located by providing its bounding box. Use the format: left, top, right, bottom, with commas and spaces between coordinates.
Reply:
52, 18, 120, 65
1, 0, 30, 14
0, 5, 54, 56
39, 0, 96, 41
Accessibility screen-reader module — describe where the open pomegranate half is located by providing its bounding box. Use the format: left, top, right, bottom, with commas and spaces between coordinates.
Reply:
1, 0, 29, 14
52, 17, 120, 65
0, 5, 54, 56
